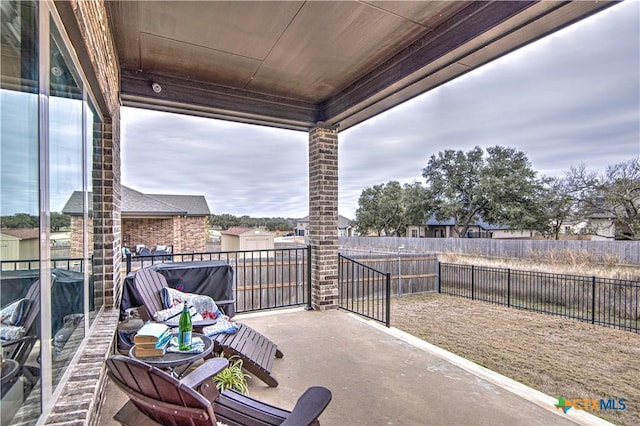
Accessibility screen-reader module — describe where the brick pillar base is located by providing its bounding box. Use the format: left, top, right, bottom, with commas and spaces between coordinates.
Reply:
308, 125, 339, 310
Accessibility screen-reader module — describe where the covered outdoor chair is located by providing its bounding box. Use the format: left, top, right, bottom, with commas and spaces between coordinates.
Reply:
106, 354, 332, 426
0, 280, 41, 396
133, 267, 284, 387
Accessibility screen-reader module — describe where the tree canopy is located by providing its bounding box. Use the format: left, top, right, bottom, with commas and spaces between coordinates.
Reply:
539, 176, 577, 240
565, 158, 640, 239
1, 212, 69, 231
208, 214, 296, 232
352, 143, 638, 240
353, 181, 404, 236
422, 146, 545, 237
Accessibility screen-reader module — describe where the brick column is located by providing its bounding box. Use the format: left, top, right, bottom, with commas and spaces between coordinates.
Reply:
93, 115, 122, 309
308, 125, 339, 310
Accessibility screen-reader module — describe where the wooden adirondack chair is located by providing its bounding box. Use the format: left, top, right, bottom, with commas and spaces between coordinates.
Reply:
106, 355, 332, 426
133, 267, 284, 387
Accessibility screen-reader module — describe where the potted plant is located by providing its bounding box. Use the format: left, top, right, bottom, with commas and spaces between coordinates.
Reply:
214, 355, 250, 395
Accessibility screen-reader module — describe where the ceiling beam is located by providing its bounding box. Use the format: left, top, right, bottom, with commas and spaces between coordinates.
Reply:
120, 69, 321, 131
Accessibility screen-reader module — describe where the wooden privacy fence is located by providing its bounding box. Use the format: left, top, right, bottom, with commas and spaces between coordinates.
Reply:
340, 237, 640, 265
337, 248, 438, 296
224, 248, 311, 313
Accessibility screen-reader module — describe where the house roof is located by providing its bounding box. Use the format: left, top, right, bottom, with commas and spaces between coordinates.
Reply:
298, 215, 352, 229
62, 186, 210, 217
221, 227, 253, 236
146, 193, 211, 216
425, 217, 508, 231
588, 212, 616, 219
221, 227, 275, 236
99, 1, 615, 132
0, 228, 39, 240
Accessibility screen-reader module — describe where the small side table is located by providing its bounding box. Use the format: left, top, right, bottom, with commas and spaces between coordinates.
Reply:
129, 333, 213, 378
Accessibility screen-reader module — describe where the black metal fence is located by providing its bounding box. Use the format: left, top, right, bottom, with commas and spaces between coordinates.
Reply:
439, 262, 640, 333
338, 254, 391, 327
341, 236, 640, 265
125, 247, 311, 313
337, 249, 437, 296
1, 257, 91, 272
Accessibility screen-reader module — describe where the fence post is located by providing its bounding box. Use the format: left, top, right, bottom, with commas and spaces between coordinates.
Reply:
507, 268, 511, 307
397, 254, 402, 297
351, 257, 356, 311
306, 246, 313, 310
126, 253, 132, 274
591, 276, 596, 325
471, 264, 475, 300
385, 272, 391, 328
437, 261, 441, 293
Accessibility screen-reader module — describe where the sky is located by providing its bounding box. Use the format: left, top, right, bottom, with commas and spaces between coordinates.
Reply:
121, 0, 640, 220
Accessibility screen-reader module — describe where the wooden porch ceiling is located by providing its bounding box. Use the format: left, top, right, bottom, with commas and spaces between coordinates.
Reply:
106, 1, 616, 132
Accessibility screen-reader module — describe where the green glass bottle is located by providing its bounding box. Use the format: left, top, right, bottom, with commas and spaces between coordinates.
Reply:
178, 303, 192, 351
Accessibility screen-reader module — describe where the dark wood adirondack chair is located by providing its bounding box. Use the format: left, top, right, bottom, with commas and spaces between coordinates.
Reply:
106, 355, 332, 426
134, 267, 284, 387
1, 280, 41, 392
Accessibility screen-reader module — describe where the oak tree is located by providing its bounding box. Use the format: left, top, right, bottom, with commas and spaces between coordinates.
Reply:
421, 146, 544, 237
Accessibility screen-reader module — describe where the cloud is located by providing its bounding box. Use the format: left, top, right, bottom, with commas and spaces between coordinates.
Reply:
122, 109, 308, 217
122, 1, 639, 220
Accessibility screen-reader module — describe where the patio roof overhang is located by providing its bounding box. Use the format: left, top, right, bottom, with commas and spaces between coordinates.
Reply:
106, 0, 617, 132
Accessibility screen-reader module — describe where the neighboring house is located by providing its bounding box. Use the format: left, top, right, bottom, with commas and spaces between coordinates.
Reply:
220, 227, 275, 251
578, 194, 640, 240
587, 212, 621, 241
407, 218, 538, 239
0, 228, 39, 261
556, 220, 590, 240
294, 215, 354, 237
62, 186, 210, 256
208, 229, 222, 243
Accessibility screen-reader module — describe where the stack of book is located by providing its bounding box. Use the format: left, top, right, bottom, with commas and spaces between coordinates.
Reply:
133, 322, 171, 357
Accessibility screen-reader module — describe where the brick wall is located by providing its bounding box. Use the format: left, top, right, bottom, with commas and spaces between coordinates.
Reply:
93, 117, 122, 310
48, 1, 122, 425
123, 216, 207, 253
177, 216, 208, 252
308, 126, 339, 310
123, 218, 174, 251
69, 214, 208, 262
68, 216, 95, 258
44, 309, 120, 426
57, 0, 122, 309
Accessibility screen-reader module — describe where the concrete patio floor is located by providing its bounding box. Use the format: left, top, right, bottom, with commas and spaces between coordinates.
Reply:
99, 308, 612, 426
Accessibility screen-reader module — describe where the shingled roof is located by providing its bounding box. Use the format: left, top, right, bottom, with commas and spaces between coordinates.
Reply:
146, 193, 210, 216
298, 215, 352, 229
425, 217, 507, 231
62, 186, 210, 216
0, 228, 39, 240
221, 227, 253, 236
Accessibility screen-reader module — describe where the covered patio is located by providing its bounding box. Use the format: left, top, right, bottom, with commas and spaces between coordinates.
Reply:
1, 1, 621, 424
99, 308, 607, 425
99, 0, 618, 313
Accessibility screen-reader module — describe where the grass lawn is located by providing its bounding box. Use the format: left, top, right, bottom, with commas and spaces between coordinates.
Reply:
391, 293, 639, 426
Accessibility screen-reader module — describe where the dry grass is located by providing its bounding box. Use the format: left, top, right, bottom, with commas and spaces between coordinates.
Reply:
391, 293, 640, 426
